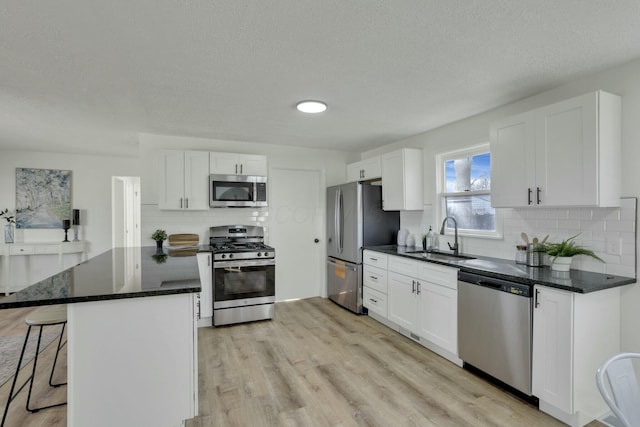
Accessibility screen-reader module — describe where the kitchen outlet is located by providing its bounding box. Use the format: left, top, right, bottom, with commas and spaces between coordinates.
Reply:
606, 238, 621, 256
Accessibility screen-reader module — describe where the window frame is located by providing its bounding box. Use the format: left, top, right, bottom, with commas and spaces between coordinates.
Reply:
436, 143, 502, 239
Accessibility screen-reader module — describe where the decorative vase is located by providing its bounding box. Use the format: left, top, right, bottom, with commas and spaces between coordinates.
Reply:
551, 256, 573, 272
4, 224, 14, 244
156, 240, 163, 249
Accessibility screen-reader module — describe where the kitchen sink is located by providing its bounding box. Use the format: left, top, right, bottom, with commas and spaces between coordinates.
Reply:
405, 250, 476, 261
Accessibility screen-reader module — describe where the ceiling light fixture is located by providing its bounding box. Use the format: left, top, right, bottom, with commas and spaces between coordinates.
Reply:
296, 100, 327, 113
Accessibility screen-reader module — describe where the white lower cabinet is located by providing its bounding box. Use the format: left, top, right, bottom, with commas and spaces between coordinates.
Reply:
532, 285, 621, 426
380, 253, 460, 365
416, 262, 458, 356
363, 251, 389, 317
196, 252, 213, 326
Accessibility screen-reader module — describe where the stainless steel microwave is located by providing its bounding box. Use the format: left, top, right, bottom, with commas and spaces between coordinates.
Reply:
210, 174, 268, 208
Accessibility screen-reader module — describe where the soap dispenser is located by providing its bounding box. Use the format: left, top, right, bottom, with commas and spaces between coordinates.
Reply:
425, 226, 434, 251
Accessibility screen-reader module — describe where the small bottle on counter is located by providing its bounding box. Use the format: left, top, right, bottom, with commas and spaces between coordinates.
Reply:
425, 226, 434, 251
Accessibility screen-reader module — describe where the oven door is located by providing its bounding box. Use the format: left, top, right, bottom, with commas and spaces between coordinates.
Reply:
213, 259, 275, 308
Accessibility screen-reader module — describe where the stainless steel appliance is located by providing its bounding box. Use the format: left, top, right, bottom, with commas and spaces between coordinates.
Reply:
210, 174, 267, 208
210, 225, 275, 325
458, 271, 533, 396
326, 183, 399, 313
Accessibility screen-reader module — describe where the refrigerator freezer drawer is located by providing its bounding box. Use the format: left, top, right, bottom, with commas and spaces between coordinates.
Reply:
327, 258, 362, 314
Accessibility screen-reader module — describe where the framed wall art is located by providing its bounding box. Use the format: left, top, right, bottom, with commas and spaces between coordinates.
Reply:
15, 168, 72, 229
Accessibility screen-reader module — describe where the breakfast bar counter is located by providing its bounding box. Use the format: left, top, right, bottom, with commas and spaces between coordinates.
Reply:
0, 247, 202, 427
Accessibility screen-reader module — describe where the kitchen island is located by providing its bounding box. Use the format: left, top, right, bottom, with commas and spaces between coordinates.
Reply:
0, 247, 201, 427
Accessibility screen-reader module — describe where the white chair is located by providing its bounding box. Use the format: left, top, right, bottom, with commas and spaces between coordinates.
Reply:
596, 352, 640, 427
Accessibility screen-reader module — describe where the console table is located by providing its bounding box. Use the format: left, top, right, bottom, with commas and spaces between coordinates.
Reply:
0, 241, 86, 295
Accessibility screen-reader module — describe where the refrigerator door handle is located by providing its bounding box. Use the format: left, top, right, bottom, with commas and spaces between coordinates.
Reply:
338, 189, 344, 253
334, 189, 341, 254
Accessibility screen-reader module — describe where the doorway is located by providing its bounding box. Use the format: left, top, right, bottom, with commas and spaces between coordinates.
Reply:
112, 176, 141, 248
269, 167, 324, 301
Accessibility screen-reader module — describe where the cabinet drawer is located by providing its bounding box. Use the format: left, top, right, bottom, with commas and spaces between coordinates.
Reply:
388, 255, 418, 277
9, 245, 36, 255
363, 250, 387, 269
363, 265, 388, 294
417, 263, 458, 290
37, 245, 60, 254
363, 286, 387, 318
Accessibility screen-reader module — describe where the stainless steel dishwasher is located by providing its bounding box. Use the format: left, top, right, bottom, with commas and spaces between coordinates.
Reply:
458, 271, 533, 396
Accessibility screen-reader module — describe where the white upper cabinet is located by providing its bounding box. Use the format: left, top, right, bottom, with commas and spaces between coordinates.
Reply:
209, 152, 267, 176
346, 157, 382, 182
381, 148, 423, 211
159, 150, 210, 210
490, 91, 621, 208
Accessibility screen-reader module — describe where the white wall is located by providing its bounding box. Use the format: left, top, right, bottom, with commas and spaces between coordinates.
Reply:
0, 150, 139, 258
361, 58, 640, 352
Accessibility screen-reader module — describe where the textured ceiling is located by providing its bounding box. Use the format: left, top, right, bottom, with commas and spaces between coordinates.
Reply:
1, 0, 640, 156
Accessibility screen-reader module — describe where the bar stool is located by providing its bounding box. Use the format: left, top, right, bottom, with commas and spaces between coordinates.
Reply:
1, 305, 67, 426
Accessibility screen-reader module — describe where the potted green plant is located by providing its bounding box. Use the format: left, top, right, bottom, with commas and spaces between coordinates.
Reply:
151, 229, 167, 249
543, 234, 603, 272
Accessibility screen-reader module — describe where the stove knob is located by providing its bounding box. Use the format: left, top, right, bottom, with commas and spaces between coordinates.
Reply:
229, 253, 234, 259
264, 252, 270, 257
221, 254, 226, 259
257, 252, 262, 257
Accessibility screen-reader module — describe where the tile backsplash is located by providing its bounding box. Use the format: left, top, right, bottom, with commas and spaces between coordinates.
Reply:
401, 198, 637, 278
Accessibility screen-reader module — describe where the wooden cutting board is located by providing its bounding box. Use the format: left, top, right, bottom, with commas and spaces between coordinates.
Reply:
168, 233, 199, 246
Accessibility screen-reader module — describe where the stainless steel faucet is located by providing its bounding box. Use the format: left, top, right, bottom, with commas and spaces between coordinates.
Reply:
440, 216, 459, 255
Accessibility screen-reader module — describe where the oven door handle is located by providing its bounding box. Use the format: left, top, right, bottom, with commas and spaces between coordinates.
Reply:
214, 259, 275, 268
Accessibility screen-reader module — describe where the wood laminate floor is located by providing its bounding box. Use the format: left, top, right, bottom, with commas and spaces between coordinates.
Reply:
0, 297, 606, 426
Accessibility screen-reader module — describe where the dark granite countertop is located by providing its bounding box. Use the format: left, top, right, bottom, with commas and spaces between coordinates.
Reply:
0, 246, 202, 309
364, 245, 636, 293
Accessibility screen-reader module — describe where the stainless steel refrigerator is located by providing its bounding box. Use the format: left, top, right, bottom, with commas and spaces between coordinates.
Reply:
326, 182, 400, 313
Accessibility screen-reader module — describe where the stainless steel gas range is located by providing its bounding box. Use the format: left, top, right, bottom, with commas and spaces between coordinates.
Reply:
209, 225, 275, 326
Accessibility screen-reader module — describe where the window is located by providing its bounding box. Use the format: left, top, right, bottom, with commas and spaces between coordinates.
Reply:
438, 144, 498, 237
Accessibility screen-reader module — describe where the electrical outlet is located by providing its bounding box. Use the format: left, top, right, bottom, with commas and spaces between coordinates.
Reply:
606, 238, 621, 256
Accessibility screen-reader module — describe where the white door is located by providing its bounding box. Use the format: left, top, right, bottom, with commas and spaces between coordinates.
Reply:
387, 271, 417, 331
269, 167, 323, 301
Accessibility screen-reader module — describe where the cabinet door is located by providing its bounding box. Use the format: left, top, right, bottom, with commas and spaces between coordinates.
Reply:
159, 150, 185, 210
239, 154, 267, 176
346, 162, 363, 182
535, 92, 598, 206
361, 157, 382, 180
209, 152, 240, 175
183, 151, 210, 210
417, 281, 457, 355
490, 112, 536, 207
387, 271, 417, 331
532, 285, 573, 413
381, 149, 422, 211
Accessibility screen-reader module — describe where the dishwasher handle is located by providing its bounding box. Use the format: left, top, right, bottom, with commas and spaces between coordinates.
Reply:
458, 271, 532, 297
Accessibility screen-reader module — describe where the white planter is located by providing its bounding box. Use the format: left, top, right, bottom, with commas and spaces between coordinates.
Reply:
551, 256, 573, 272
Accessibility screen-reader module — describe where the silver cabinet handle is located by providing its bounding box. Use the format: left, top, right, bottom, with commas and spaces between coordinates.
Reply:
369, 297, 378, 304
528, 188, 532, 205
417, 281, 421, 295
180, 198, 183, 208
235, 164, 238, 174
412, 280, 416, 293
369, 275, 378, 280
537, 187, 542, 204
185, 198, 189, 208
240, 164, 243, 174
369, 257, 378, 262
535, 289, 540, 308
